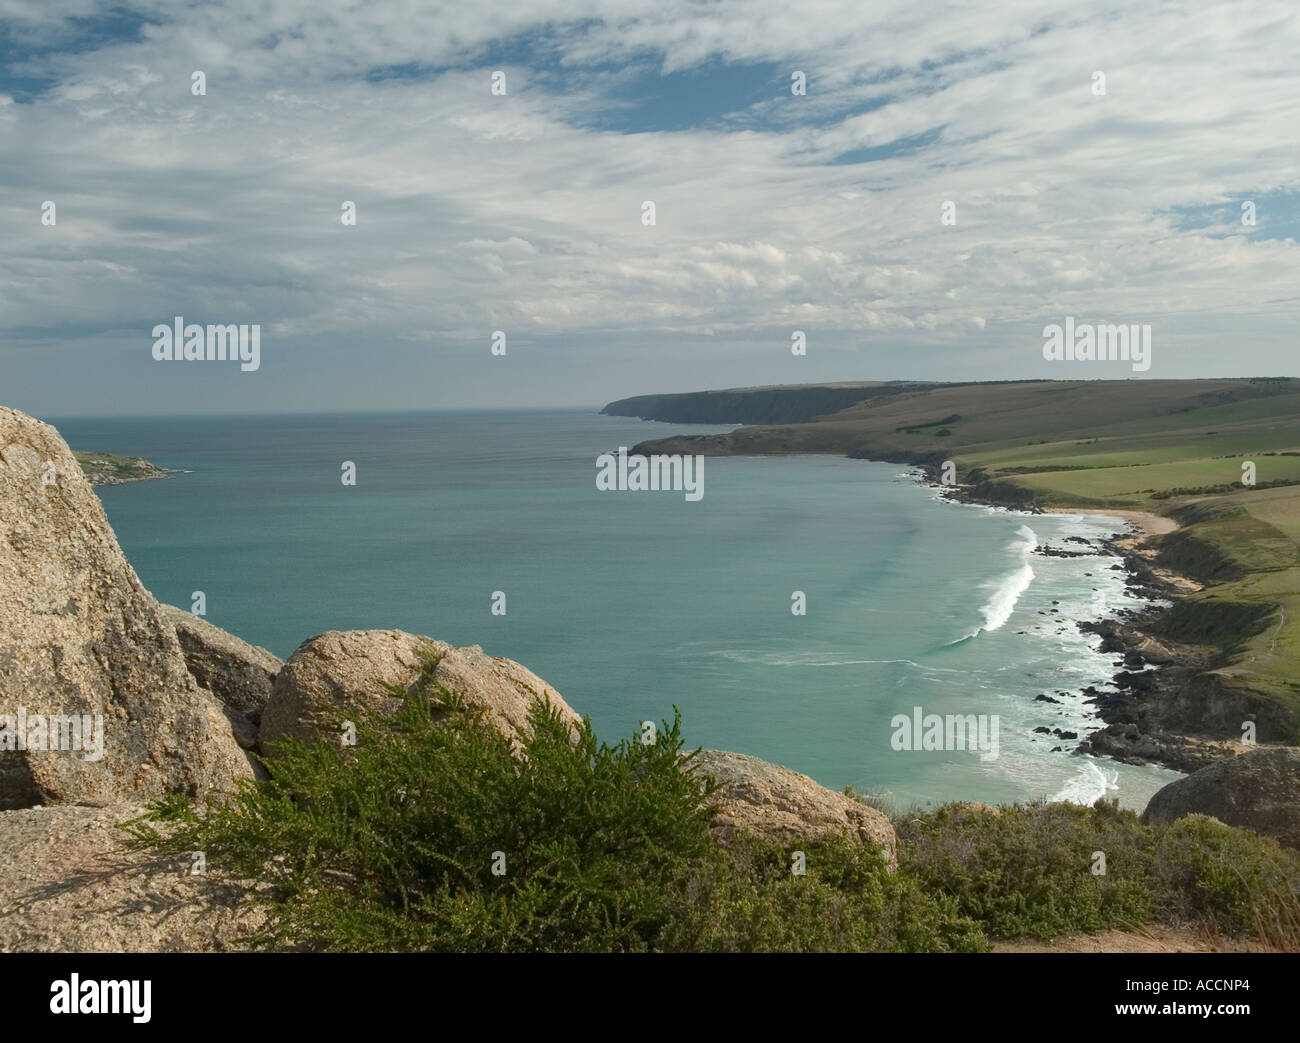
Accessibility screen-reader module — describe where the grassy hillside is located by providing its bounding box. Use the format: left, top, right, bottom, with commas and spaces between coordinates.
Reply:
627, 378, 1300, 744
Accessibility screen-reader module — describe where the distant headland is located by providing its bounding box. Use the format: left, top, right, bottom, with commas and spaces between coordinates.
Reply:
73, 450, 176, 487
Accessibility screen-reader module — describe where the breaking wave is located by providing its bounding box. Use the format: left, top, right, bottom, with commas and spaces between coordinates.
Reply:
1050, 758, 1119, 806
978, 525, 1037, 632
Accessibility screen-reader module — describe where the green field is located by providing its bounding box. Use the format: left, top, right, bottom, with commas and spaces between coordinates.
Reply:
632, 378, 1300, 742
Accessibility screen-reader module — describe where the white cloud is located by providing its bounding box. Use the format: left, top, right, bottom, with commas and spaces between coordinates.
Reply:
2, 0, 1299, 414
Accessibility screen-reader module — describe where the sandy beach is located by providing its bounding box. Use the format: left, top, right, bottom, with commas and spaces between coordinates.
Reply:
1043, 506, 1178, 538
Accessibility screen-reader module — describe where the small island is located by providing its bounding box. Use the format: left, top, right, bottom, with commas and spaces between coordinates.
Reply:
73, 450, 176, 487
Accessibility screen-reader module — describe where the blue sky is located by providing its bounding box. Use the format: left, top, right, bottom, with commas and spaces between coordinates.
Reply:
2, 0, 1299, 416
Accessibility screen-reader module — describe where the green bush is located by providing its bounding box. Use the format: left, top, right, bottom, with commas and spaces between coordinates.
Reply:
125, 681, 1298, 950
657, 834, 985, 952
126, 691, 982, 952
897, 799, 1300, 943
896, 800, 1155, 939
1153, 813, 1300, 936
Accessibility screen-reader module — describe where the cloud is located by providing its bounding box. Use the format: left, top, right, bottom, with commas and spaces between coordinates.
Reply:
1, 0, 1299, 414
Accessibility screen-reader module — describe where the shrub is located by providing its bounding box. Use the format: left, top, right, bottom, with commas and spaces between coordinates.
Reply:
898, 799, 1300, 944
659, 834, 986, 952
1153, 813, 1300, 938
125, 686, 1297, 950
897, 800, 1155, 938
126, 692, 982, 952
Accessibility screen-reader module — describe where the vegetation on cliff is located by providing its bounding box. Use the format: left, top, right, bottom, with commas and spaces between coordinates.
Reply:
128, 691, 980, 953
127, 693, 1300, 952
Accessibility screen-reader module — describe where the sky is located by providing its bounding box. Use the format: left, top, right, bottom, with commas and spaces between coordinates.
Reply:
1, 0, 1298, 416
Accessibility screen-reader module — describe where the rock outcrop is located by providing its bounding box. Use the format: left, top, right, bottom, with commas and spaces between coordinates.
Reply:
0, 803, 262, 952
689, 749, 897, 864
429, 641, 581, 743
1142, 746, 1300, 849
160, 605, 281, 749
0, 407, 254, 809
258, 629, 580, 752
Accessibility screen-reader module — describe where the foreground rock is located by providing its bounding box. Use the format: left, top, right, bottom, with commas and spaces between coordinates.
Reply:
1141, 746, 1300, 849
0, 803, 261, 952
258, 629, 581, 752
161, 605, 281, 749
690, 749, 897, 864
0, 407, 254, 809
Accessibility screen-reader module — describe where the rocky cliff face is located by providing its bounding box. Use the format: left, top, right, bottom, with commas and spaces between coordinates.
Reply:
0, 407, 254, 809
159, 604, 281, 750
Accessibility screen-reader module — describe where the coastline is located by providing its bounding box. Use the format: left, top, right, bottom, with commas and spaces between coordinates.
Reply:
926, 480, 1236, 775
1041, 506, 1176, 538
95, 424, 1231, 778
619, 378, 1297, 782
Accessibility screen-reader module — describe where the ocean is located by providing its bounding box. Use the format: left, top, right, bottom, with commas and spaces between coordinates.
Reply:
51, 409, 1183, 811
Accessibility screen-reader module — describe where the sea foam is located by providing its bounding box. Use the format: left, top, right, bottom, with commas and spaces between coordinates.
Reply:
1050, 759, 1119, 806
978, 525, 1037, 632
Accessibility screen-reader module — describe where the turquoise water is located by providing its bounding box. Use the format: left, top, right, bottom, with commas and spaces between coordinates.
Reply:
52, 410, 1182, 810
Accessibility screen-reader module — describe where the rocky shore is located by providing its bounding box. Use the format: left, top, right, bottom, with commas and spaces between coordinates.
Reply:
921, 474, 1258, 776
617, 380, 1300, 783
1073, 594, 1241, 774
652, 440, 1279, 777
